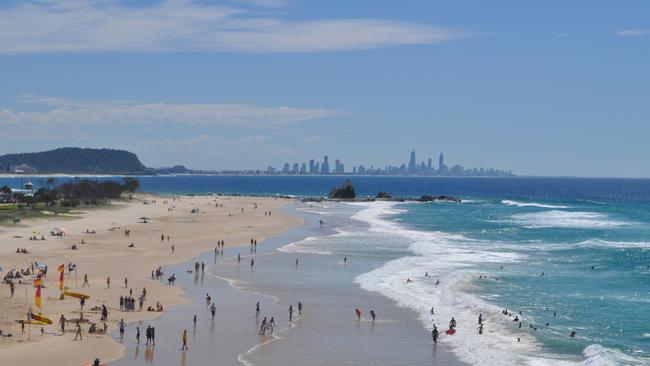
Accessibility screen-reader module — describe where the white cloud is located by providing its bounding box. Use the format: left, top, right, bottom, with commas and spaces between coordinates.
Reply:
0, 0, 459, 54
616, 29, 650, 37
0, 96, 336, 128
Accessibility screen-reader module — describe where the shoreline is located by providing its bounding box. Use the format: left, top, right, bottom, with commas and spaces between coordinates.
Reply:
110, 203, 465, 366
0, 193, 303, 365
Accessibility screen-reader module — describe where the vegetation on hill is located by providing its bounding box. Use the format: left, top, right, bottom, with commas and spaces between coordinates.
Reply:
0, 148, 152, 174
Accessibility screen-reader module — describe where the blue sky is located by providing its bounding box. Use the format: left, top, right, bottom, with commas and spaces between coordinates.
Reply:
0, 0, 648, 177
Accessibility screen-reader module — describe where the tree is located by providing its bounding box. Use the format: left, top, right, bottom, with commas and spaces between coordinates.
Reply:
122, 177, 140, 193
0, 185, 12, 195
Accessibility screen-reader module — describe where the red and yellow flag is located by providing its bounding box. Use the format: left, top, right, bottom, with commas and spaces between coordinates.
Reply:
58, 264, 65, 291
33, 278, 42, 310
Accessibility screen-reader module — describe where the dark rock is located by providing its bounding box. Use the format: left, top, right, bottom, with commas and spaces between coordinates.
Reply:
329, 180, 356, 199
376, 192, 392, 199
418, 195, 462, 203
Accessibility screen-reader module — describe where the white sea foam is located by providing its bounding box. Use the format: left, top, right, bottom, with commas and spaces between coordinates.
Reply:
348, 202, 647, 366
502, 199, 569, 209
509, 211, 633, 229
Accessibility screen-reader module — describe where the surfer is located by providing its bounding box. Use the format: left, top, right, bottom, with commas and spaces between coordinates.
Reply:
449, 317, 457, 330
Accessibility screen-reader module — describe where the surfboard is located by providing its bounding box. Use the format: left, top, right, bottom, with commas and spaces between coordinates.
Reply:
445, 329, 456, 335
64, 291, 91, 300
17, 319, 47, 325
30, 313, 53, 325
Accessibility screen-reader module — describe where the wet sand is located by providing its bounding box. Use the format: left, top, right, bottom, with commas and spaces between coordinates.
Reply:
110, 205, 465, 366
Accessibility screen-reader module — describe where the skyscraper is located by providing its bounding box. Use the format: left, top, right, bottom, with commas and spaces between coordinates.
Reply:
438, 153, 445, 174
408, 150, 416, 174
321, 156, 330, 174
309, 159, 315, 174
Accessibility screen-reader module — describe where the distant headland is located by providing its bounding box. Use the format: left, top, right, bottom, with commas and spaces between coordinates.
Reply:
0, 148, 153, 175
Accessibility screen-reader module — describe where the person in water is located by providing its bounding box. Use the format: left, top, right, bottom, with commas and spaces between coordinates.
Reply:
210, 303, 216, 320
181, 330, 188, 351
449, 317, 457, 330
478, 314, 483, 325
355, 308, 361, 321
370, 310, 376, 322
432, 326, 439, 344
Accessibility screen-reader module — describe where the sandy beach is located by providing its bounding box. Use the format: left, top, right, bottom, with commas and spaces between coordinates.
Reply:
0, 194, 302, 366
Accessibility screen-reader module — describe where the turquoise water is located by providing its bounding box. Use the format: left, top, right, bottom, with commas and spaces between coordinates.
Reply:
392, 198, 650, 364
4, 175, 648, 364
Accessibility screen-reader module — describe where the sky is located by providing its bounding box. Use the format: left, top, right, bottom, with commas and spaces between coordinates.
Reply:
0, 0, 648, 177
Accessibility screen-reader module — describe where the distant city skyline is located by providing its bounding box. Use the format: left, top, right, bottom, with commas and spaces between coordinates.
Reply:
275, 150, 511, 176
0, 1, 648, 177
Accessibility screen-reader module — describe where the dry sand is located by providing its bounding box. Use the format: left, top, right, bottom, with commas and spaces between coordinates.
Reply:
0, 194, 302, 365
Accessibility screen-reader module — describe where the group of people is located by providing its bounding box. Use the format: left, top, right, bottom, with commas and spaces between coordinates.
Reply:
15, 248, 30, 254
354, 308, 376, 322
119, 295, 143, 312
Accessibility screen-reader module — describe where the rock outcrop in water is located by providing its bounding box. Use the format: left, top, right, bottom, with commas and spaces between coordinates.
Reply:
418, 195, 462, 203
329, 180, 356, 199
376, 192, 392, 199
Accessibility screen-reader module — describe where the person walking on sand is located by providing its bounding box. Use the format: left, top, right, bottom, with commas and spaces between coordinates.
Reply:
256, 302, 260, 317
124, 277, 128, 289
59, 314, 67, 334
251, 258, 255, 269
83, 273, 89, 287
238, 253, 241, 264
74, 321, 82, 341
118, 319, 126, 339
106, 276, 111, 289
181, 330, 189, 351
171, 244, 174, 254
193, 315, 197, 328
289, 305, 293, 321
298, 302, 302, 315
9, 281, 15, 297
210, 303, 216, 320
136, 326, 140, 344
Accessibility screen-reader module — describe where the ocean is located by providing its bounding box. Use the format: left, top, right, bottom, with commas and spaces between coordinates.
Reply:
3, 175, 650, 365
